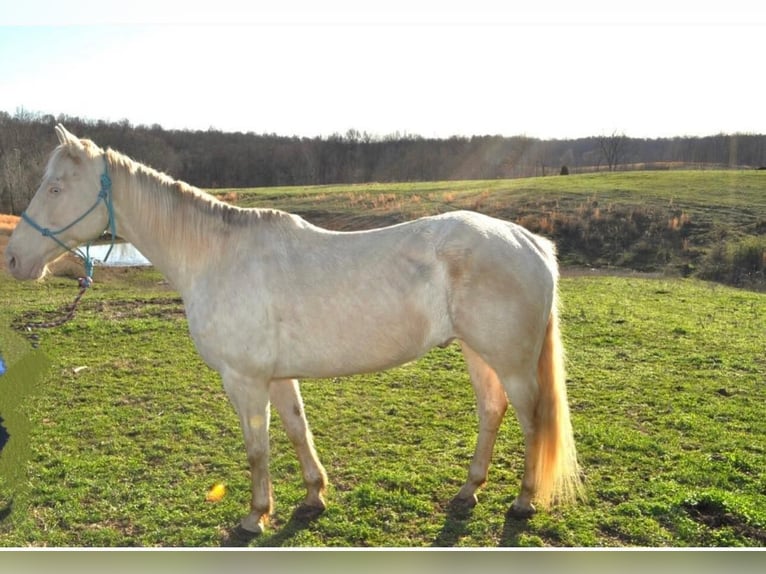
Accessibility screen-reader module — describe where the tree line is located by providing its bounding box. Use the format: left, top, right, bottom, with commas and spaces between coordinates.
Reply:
2, 109, 765, 215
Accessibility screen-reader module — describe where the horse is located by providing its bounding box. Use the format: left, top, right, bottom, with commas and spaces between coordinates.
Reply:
5, 125, 582, 535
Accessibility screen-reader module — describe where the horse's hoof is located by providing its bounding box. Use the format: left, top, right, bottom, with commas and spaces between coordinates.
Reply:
228, 524, 261, 543
293, 502, 326, 522
507, 501, 536, 520
450, 493, 478, 509
448, 494, 478, 518
239, 514, 266, 535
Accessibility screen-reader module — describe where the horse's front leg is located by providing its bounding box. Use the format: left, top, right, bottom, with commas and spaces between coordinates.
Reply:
270, 378, 328, 518
222, 372, 272, 534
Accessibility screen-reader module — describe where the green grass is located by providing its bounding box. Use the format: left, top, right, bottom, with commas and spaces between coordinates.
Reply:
1, 268, 763, 547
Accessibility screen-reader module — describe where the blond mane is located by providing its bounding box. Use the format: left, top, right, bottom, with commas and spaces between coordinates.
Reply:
103, 146, 298, 259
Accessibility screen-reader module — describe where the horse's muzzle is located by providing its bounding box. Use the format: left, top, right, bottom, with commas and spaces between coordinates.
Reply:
4, 247, 43, 281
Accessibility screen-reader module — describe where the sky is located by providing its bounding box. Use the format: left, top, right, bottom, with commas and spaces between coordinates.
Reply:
1, 1, 765, 140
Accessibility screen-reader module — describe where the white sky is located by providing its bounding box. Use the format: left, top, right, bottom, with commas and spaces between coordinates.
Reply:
1, 1, 765, 139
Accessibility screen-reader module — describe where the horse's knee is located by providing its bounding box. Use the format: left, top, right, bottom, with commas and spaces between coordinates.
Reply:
478, 400, 507, 430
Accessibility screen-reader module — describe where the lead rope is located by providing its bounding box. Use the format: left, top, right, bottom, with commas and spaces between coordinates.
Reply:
17, 256, 94, 346
20, 276, 92, 331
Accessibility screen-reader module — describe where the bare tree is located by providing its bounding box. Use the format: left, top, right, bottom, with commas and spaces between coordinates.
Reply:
598, 130, 628, 171
3, 113, 766, 208
0, 148, 21, 214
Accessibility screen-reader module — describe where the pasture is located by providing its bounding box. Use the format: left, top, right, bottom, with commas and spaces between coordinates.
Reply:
0, 170, 764, 546
0, 271, 763, 547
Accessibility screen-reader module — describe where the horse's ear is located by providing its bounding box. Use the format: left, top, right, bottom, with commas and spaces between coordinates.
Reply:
55, 124, 81, 148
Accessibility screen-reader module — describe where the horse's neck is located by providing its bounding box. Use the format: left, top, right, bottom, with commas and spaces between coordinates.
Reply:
108, 154, 226, 292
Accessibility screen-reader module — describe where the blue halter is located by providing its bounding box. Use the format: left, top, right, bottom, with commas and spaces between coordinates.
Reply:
20, 156, 116, 284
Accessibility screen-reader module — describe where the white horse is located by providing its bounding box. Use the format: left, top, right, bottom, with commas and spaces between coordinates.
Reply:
6, 125, 582, 535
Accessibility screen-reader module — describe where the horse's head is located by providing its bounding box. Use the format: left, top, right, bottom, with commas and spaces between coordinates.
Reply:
5, 125, 110, 280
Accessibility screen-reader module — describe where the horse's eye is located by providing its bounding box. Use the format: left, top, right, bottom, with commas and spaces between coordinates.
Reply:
50, 186, 61, 194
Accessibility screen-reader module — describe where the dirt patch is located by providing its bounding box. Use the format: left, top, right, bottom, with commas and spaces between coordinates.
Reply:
0, 237, 8, 273
0, 215, 18, 272
11, 297, 186, 349
89, 297, 185, 321
682, 499, 766, 544
13, 296, 184, 326
560, 266, 671, 279
0, 214, 18, 234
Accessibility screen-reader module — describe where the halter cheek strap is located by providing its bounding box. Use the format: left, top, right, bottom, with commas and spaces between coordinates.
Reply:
20, 156, 116, 284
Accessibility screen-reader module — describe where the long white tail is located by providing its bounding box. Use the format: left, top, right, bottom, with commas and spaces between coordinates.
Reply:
531, 301, 583, 508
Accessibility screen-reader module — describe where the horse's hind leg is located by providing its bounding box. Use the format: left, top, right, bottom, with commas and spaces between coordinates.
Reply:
452, 342, 508, 510
500, 370, 540, 518
270, 378, 328, 518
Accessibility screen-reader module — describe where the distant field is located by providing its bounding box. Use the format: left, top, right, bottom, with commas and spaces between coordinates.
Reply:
217, 170, 766, 224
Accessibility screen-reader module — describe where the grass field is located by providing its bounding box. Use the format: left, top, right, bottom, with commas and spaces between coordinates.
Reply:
0, 269, 763, 547
0, 170, 764, 547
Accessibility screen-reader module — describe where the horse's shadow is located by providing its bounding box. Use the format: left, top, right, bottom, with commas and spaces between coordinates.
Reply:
432, 501, 475, 547
219, 506, 321, 547
0, 499, 13, 525
498, 510, 532, 546
0, 415, 9, 456
432, 501, 531, 547
220, 501, 531, 547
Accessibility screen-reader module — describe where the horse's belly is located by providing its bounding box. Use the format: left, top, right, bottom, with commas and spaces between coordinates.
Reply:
186, 289, 452, 380
184, 234, 457, 380
272, 297, 452, 379
273, 332, 444, 379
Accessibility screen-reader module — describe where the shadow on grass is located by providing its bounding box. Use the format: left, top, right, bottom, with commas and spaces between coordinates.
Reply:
0, 499, 12, 526
432, 501, 533, 547
432, 501, 474, 547
499, 509, 532, 546
219, 505, 323, 547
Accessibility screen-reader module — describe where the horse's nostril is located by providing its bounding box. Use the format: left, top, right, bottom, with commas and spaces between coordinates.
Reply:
8, 256, 16, 270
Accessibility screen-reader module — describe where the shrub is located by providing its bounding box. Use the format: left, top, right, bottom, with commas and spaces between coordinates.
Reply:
698, 236, 766, 288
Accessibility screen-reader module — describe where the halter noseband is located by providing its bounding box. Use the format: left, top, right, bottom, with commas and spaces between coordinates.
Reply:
20, 155, 116, 285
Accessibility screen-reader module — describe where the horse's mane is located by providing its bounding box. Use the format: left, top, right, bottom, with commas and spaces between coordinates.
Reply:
103, 146, 298, 253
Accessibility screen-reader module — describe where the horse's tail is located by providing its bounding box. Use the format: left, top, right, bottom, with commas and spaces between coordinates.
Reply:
532, 294, 583, 508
